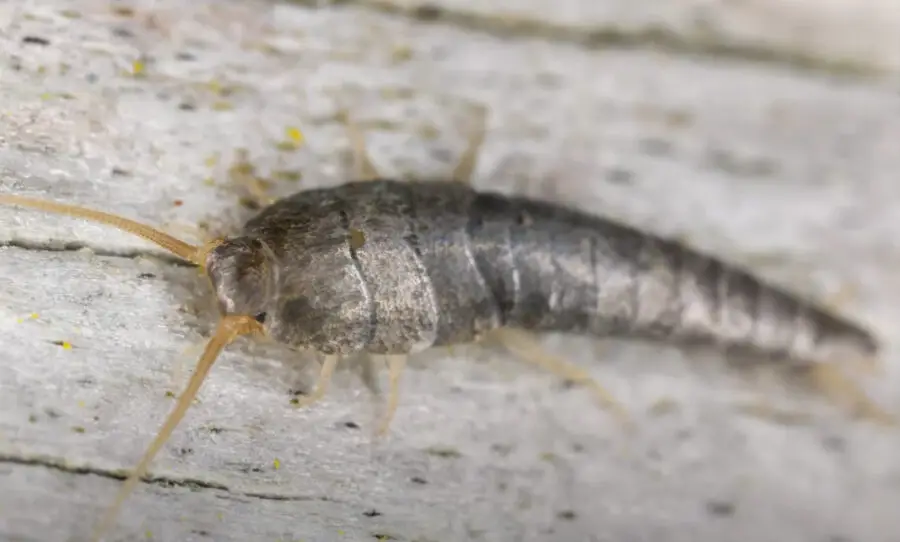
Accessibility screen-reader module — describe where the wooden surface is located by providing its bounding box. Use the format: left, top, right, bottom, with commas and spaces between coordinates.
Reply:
1, 1, 900, 541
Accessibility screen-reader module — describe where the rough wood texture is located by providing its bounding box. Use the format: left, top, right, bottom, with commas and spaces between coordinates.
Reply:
1, 1, 899, 541
290, 0, 900, 76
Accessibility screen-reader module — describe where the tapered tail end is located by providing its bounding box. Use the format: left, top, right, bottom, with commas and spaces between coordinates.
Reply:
813, 314, 882, 377
799, 316, 895, 425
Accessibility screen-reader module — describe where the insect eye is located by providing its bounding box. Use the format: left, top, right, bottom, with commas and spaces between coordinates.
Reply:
254, 312, 267, 323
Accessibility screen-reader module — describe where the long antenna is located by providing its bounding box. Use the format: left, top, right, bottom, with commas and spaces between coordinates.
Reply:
90, 315, 263, 541
0, 192, 253, 539
0, 194, 205, 265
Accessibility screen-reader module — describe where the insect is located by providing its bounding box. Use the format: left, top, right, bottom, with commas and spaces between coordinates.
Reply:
1, 109, 893, 541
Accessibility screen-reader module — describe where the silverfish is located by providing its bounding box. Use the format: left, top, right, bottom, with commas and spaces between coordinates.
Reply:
0, 110, 892, 541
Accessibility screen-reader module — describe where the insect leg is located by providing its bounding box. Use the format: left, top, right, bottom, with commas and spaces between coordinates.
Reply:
239, 177, 277, 209
291, 354, 341, 408
376, 354, 408, 436
227, 149, 277, 209
359, 353, 383, 396
489, 327, 634, 431
91, 315, 262, 542
340, 110, 381, 181
806, 364, 896, 426
451, 103, 488, 186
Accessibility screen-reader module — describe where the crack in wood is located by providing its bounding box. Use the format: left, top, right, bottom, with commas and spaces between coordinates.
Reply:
0, 240, 196, 268
0, 452, 338, 503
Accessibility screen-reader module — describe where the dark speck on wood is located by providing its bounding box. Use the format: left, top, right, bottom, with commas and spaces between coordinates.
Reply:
705, 500, 736, 517
22, 35, 50, 46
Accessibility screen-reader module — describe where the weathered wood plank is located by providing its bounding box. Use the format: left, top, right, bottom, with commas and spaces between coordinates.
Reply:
1, 1, 899, 541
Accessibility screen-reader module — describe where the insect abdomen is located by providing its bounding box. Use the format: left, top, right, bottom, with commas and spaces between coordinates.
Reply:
252, 179, 877, 364
465, 191, 878, 365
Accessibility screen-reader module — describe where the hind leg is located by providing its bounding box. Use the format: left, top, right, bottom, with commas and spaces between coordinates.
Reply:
292, 354, 341, 408
339, 110, 381, 181
488, 328, 633, 430
227, 148, 277, 208
807, 364, 896, 426
730, 355, 895, 426
451, 103, 488, 186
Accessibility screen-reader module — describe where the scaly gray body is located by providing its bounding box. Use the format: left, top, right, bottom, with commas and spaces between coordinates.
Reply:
206, 179, 877, 365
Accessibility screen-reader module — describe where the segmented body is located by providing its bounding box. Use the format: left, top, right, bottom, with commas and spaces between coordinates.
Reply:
209, 178, 877, 365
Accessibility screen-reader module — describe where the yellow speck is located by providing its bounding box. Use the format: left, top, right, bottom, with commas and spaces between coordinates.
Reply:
39, 92, 54, 101
391, 44, 414, 63
58, 341, 73, 350
417, 123, 440, 141
77, 400, 86, 408
203, 177, 216, 186
204, 154, 219, 167
256, 42, 283, 55
285, 126, 304, 145
212, 100, 233, 111
165, 390, 176, 398
216, 512, 224, 521
131, 60, 145, 76
647, 397, 679, 417
336, 530, 345, 536
30, 313, 39, 319
275, 140, 299, 152
273, 170, 302, 182
228, 153, 255, 177
72, 426, 85, 433
378, 87, 415, 100
273, 458, 281, 470
145, 530, 153, 539
207, 80, 238, 97
348, 228, 366, 250
735, 401, 814, 426
112, 5, 135, 16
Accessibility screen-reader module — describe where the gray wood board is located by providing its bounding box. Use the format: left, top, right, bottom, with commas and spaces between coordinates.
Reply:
1, 1, 899, 541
